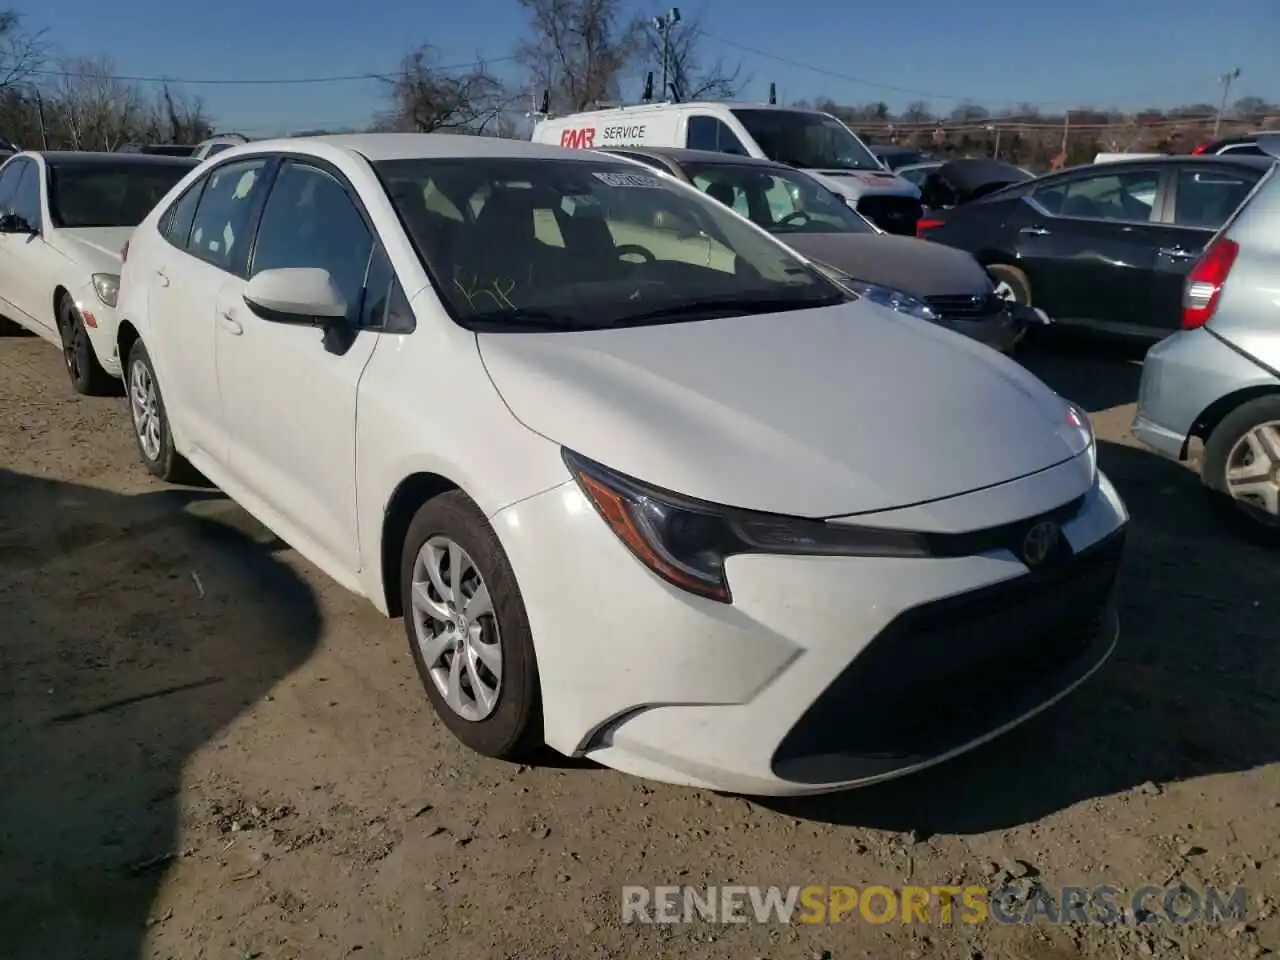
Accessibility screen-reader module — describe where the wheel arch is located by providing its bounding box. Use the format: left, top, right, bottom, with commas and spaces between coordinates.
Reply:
116, 319, 141, 371
52, 285, 71, 326
380, 472, 463, 618
1189, 384, 1280, 451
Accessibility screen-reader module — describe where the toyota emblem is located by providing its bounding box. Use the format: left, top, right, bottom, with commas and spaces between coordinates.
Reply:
1022, 520, 1061, 567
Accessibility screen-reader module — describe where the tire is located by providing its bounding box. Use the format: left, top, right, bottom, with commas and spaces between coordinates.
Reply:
987, 263, 1032, 307
57, 294, 115, 396
124, 340, 195, 483
1200, 394, 1280, 546
400, 490, 542, 761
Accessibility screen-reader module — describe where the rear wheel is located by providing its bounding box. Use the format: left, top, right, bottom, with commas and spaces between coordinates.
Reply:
1201, 395, 1280, 545
987, 263, 1031, 306
57, 294, 115, 396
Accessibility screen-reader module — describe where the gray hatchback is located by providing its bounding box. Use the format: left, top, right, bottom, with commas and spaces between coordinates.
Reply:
597, 146, 1044, 354
1133, 135, 1280, 541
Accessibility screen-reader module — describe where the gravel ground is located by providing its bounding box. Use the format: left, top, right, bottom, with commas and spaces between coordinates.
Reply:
0, 332, 1276, 960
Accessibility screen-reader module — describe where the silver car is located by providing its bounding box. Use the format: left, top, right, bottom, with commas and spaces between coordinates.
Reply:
1132, 134, 1280, 541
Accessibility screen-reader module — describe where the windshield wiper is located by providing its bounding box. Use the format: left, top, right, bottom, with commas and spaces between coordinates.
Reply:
464, 309, 594, 332
610, 293, 846, 327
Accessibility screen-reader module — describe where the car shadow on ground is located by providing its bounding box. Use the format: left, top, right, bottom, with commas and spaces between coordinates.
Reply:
0, 469, 322, 960
1017, 331, 1147, 411
764, 350, 1280, 835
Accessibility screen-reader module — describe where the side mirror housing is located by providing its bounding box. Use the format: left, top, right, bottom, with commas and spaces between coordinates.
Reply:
243, 268, 348, 326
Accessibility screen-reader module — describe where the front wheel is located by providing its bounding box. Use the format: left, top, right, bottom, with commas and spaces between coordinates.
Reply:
125, 341, 194, 483
58, 295, 115, 396
1201, 395, 1280, 545
400, 490, 542, 761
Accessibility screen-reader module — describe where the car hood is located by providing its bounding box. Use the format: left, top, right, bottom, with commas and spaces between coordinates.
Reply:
477, 301, 1087, 517
805, 169, 919, 198
780, 233, 993, 298
51, 226, 133, 273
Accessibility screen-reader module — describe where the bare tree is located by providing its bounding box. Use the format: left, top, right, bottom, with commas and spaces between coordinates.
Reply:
901, 101, 932, 123
0, 10, 46, 92
50, 56, 144, 151
642, 10, 742, 101
515, 0, 644, 112
156, 82, 213, 143
378, 47, 506, 134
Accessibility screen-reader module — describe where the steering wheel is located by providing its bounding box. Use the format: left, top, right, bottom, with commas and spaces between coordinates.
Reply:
616, 244, 656, 264
776, 211, 812, 227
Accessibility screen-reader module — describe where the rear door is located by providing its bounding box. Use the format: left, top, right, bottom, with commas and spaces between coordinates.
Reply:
1145, 162, 1264, 334
1018, 165, 1164, 331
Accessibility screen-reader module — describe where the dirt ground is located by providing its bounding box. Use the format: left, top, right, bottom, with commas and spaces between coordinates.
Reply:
0, 332, 1276, 960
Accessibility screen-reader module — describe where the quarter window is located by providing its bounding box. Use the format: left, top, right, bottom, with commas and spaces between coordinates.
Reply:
1033, 170, 1159, 223
161, 180, 205, 248
1173, 168, 1258, 229
249, 160, 373, 325
686, 116, 748, 156
187, 158, 268, 271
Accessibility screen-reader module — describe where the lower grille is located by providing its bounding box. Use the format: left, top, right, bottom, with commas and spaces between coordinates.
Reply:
925, 292, 1007, 321
856, 195, 923, 236
772, 529, 1125, 781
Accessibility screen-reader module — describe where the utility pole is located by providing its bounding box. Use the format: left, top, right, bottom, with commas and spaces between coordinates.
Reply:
30, 86, 48, 150
651, 8, 681, 101
1214, 67, 1240, 136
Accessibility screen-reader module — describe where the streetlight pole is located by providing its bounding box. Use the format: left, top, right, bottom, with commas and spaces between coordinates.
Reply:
651, 8, 681, 101
1214, 67, 1240, 137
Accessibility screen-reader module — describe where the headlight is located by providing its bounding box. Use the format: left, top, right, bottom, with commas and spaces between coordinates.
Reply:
1065, 402, 1097, 484
563, 449, 928, 603
92, 273, 120, 308
845, 281, 940, 322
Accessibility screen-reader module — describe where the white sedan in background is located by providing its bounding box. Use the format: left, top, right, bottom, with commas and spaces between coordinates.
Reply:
115, 133, 1128, 796
0, 151, 196, 393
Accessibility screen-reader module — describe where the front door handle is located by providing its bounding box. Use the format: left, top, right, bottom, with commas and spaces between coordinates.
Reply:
1158, 246, 1199, 261
154, 269, 170, 288
1019, 225, 1051, 236
219, 310, 243, 335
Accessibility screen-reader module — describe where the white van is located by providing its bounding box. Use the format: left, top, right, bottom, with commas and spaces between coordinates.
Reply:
531, 101, 924, 235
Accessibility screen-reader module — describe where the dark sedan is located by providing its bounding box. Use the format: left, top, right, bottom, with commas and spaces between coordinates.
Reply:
598, 145, 1041, 353
916, 155, 1271, 340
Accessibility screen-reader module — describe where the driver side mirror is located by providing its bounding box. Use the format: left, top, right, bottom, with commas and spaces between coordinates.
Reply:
0, 212, 35, 234
243, 268, 348, 326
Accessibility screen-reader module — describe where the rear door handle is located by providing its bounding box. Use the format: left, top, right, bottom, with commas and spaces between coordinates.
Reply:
1158, 247, 1199, 261
154, 269, 169, 288
219, 310, 243, 335
1019, 225, 1051, 236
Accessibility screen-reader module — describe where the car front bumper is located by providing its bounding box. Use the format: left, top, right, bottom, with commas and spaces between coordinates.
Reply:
1133, 327, 1280, 462
492, 462, 1128, 797
69, 278, 122, 378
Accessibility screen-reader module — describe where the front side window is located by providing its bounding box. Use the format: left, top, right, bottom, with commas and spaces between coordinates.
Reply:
730, 109, 881, 171
250, 161, 373, 324
46, 160, 195, 229
187, 157, 268, 270
377, 157, 845, 332
1032, 170, 1159, 222
686, 116, 748, 156
687, 164, 874, 235
11, 161, 41, 228
1173, 167, 1259, 229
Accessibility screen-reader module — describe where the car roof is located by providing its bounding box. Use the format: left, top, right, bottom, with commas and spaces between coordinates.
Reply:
600, 145, 789, 170
237, 132, 632, 164
14, 151, 199, 167
1059, 154, 1272, 172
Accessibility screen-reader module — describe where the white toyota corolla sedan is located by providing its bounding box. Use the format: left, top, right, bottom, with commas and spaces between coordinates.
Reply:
114, 133, 1128, 796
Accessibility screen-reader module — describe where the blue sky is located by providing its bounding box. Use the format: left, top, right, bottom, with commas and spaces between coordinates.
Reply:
24, 0, 1279, 135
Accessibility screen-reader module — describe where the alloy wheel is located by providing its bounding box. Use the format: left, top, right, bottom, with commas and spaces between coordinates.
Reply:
129, 360, 162, 462
409, 535, 502, 721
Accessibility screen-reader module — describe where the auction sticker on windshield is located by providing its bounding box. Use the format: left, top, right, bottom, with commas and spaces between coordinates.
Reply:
593, 172, 663, 188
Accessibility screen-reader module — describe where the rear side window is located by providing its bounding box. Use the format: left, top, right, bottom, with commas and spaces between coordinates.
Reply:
187, 158, 268, 272
1173, 168, 1259, 229
162, 180, 205, 247
1032, 170, 1159, 222
686, 116, 748, 156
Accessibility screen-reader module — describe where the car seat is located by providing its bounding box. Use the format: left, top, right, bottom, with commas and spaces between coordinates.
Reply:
704, 181, 736, 208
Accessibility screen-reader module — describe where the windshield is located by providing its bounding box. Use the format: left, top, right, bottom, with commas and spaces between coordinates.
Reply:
47, 160, 197, 228
376, 157, 846, 332
730, 110, 882, 171
682, 162, 875, 235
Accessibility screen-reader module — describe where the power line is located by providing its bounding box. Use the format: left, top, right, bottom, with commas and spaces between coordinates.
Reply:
27, 55, 515, 86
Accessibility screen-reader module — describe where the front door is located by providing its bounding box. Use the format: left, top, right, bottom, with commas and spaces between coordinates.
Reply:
216, 158, 381, 572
